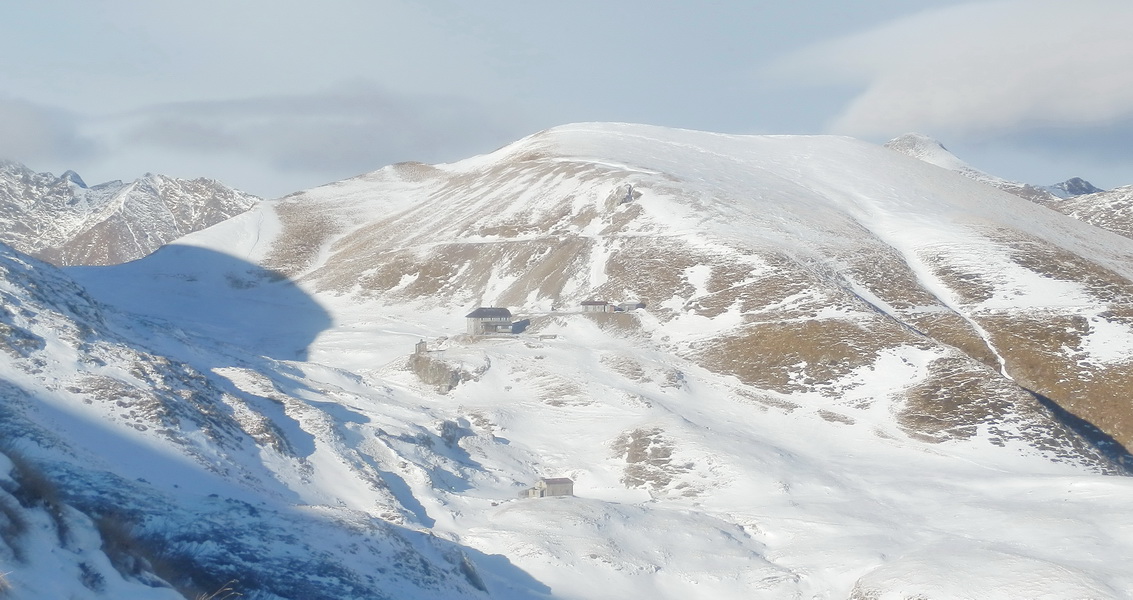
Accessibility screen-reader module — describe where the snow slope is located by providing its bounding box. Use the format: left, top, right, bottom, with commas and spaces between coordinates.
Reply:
4, 123, 1133, 598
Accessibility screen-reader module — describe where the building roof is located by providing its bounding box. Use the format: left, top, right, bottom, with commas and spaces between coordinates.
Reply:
580, 300, 609, 305
541, 477, 574, 485
465, 307, 512, 319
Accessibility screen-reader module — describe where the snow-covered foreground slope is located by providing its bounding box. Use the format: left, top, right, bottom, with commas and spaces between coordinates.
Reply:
0, 161, 259, 266
5, 122, 1133, 598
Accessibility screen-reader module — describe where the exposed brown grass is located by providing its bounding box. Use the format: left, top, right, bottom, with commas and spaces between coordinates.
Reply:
980, 313, 1133, 449
817, 410, 855, 425
922, 258, 996, 304
899, 356, 1018, 442
262, 199, 343, 277
697, 318, 918, 394
904, 312, 999, 370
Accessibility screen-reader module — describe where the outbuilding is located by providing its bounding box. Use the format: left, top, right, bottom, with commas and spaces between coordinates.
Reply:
581, 300, 613, 313
519, 477, 574, 498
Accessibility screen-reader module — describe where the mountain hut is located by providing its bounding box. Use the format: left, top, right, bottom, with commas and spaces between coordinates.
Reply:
465, 307, 513, 335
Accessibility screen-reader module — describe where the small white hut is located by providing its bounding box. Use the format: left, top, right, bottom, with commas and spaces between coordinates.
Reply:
519, 477, 574, 499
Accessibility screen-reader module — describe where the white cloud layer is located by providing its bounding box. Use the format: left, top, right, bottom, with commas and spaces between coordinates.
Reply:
772, 0, 1133, 138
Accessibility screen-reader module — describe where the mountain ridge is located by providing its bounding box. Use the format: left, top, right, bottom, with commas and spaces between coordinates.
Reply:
883, 132, 1108, 204
0, 161, 259, 266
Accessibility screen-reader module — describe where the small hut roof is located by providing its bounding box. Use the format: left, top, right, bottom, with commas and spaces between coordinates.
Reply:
465, 307, 512, 319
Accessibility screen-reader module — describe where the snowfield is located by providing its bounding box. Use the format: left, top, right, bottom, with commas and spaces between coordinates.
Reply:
3, 122, 1133, 598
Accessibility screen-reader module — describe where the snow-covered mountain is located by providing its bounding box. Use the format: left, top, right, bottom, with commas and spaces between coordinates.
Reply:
1043, 176, 1104, 199
884, 133, 1105, 205
4, 123, 1133, 598
885, 134, 1133, 248
0, 161, 259, 266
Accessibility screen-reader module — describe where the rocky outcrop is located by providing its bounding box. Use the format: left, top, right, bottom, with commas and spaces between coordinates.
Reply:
408, 351, 490, 393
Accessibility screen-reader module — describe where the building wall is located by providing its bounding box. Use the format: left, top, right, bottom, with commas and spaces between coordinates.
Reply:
468, 317, 511, 335
544, 482, 573, 496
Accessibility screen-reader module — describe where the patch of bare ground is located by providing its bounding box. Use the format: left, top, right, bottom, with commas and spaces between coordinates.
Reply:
527, 372, 585, 407
612, 427, 697, 496
463, 410, 497, 437
920, 256, 996, 304
598, 202, 644, 234
817, 410, 855, 425
1003, 234, 1133, 304
582, 312, 643, 337
697, 317, 919, 395
899, 356, 1023, 443
841, 247, 943, 311
312, 236, 593, 304
1052, 189, 1133, 239
599, 242, 814, 322
905, 311, 1000, 370
390, 161, 441, 182
407, 352, 489, 394
688, 262, 765, 319
898, 353, 1120, 467
979, 313, 1133, 450
733, 388, 800, 413
262, 199, 343, 277
601, 354, 648, 382
600, 238, 698, 317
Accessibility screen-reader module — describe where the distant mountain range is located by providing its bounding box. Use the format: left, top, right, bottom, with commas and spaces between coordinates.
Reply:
0, 161, 259, 266
2, 125, 1133, 598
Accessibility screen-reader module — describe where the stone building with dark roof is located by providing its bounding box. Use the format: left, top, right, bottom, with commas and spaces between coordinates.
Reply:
465, 307, 513, 335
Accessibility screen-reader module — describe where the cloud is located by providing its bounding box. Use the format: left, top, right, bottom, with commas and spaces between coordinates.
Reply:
769, 0, 1133, 139
113, 86, 528, 178
0, 96, 100, 164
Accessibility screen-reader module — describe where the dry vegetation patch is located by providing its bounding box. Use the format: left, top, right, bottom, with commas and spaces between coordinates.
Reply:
899, 356, 1020, 443
905, 311, 999, 369
697, 318, 918, 394
980, 313, 1133, 450
263, 199, 343, 277
921, 257, 996, 304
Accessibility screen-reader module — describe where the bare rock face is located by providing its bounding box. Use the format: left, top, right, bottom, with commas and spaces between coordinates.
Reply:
408, 351, 490, 393
0, 161, 259, 266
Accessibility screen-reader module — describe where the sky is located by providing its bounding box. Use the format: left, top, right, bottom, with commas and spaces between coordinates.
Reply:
1, 0, 1131, 198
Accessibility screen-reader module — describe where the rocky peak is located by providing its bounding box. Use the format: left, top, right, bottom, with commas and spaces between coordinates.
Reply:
1045, 176, 1104, 198
58, 169, 88, 189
